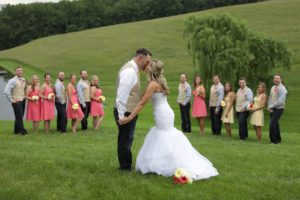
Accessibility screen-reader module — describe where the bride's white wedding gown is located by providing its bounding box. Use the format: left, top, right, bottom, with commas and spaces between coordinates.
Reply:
135, 93, 218, 180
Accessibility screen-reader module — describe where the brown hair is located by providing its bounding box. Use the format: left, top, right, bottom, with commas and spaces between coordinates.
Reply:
70, 73, 76, 79
44, 73, 51, 79
193, 75, 202, 88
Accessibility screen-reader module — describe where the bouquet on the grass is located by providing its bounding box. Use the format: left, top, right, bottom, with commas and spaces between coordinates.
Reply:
72, 103, 79, 110
173, 168, 193, 184
98, 95, 106, 102
47, 93, 55, 100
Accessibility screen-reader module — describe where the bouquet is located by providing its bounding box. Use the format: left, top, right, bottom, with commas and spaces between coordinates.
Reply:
32, 95, 39, 101
198, 88, 204, 95
48, 93, 55, 100
173, 168, 193, 184
72, 103, 79, 110
99, 95, 106, 102
221, 100, 226, 107
247, 103, 254, 110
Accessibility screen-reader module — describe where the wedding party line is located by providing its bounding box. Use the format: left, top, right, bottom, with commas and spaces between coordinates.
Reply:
3, 52, 287, 145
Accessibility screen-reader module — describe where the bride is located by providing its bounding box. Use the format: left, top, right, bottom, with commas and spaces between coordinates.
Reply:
119, 59, 218, 180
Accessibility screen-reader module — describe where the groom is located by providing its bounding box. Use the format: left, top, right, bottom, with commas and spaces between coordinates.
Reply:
114, 48, 152, 171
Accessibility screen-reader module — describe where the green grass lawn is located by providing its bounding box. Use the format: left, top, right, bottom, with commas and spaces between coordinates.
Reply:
0, 0, 300, 199
1, 119, 300, 200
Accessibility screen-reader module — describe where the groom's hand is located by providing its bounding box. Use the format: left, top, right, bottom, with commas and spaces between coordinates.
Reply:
118, 117, 131, 125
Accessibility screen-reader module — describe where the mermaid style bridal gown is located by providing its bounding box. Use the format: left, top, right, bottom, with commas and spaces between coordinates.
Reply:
135, 93, 218, 180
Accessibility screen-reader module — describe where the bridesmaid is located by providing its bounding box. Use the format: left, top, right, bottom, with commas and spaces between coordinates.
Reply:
191, 75, 207, 135
25, 75, 41, 133
67, 74, 84, 133
250, 82, 267, 143
221, 82, 235, 137
40, 73, 55, 133
90, 75, 105, 130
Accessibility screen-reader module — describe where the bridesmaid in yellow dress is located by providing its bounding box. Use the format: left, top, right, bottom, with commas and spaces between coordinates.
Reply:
221, 82, 235, 137
250, 82, 267, 143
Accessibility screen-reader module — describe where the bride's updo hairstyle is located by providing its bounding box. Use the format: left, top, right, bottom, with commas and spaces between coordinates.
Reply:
150, 59, 170, 95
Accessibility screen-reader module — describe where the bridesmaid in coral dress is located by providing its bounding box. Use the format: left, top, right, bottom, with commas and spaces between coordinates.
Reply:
67, 74, 84, 133
40, 73, 55, 133
90, 75, 105, 130
191, 75, 207, 135
250, 82, 267, 143
26, 75, 41, 133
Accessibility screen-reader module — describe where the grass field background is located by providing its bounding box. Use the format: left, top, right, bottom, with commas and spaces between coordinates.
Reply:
0, 0, 300, 199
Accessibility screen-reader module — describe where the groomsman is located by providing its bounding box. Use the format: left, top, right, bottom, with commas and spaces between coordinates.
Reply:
114, 48, 152, 170
4, 66, 28, 135
268, 74, 287, 144
55, 71, 67, 133
77, 70, 91, 130
209, 75, 224, 135
236, 77, 253, 140
177, 74, 192, 133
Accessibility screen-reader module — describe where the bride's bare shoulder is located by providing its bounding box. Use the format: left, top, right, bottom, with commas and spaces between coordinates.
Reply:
148, 81, 160, 89
147, 81, 163, 93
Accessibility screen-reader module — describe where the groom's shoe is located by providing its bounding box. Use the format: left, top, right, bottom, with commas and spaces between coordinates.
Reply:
119, 167, 132, 172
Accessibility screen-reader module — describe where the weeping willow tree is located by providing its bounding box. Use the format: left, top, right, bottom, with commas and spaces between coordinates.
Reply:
184, 14, 292, 90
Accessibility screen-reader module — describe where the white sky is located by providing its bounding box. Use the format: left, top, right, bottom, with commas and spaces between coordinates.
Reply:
1, 0, 60, 5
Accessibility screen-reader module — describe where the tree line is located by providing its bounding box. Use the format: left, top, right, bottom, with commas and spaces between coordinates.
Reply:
184, 14, 291, 91
0, 0, 263, 50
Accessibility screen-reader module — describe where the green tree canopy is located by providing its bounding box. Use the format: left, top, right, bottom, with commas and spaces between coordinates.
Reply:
0, 0, 263, 50
184, 14, 291, 91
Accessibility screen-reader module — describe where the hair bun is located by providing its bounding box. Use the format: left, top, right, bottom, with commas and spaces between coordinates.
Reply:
151, 59, 164, 75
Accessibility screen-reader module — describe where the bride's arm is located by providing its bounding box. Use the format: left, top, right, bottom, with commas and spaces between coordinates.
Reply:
119, 81, 159, 125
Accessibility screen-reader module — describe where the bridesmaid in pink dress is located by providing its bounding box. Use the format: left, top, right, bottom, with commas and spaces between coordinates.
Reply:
40, 73, 55, 133
67, 74, 84, 133
26, 75, 41, 133
90, 75, 104, 130
192, 75, 207, 135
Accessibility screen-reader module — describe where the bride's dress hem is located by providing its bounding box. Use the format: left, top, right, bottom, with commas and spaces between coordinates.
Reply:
135, 97, 219, 181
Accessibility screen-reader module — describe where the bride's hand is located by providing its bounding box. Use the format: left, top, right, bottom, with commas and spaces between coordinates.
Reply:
118, 117, 131, 125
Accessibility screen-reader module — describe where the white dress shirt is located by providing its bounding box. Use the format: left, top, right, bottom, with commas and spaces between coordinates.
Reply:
116, 59, 139, 119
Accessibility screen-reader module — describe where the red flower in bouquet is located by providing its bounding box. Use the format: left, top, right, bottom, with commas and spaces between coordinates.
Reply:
173, 168, 193, 184
247, 103, 254, 110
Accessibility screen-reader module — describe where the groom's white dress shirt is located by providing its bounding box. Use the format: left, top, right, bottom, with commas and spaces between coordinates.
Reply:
116, 59, 139, 119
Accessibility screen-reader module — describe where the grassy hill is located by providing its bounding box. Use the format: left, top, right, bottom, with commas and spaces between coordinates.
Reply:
0, 0, 299, 199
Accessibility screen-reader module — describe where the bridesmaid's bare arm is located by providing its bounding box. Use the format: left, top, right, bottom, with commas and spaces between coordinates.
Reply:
199, 85, 206, 99
225, 92, 234, 117
25, 86, 33, 101
51, 85, 55, 99
90, 86, 100, 102
39, 84, 47, 100
66, 84, 74, 105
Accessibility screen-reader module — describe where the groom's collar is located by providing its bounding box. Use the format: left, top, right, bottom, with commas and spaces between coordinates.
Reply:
129, 59, 139, 73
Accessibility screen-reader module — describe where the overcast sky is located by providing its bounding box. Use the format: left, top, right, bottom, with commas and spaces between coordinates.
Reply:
1, 0, 60, 5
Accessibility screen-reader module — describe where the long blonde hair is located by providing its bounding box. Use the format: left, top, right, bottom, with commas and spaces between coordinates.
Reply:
256, 82, 267, 95
150, 59, 169, 95
31, 75, 39, 91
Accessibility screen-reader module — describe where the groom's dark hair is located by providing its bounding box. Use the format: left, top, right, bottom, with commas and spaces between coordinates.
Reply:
135, 48, 152, 57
